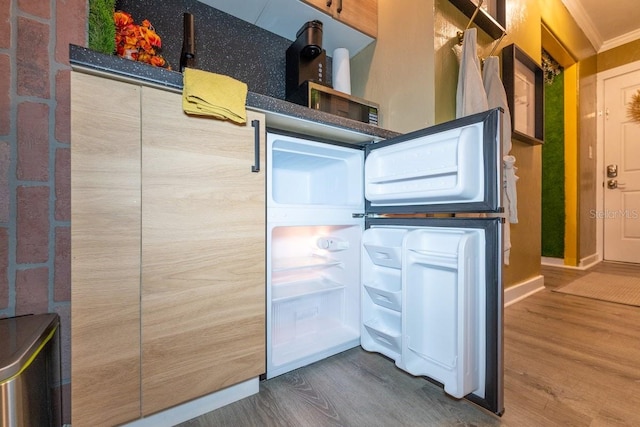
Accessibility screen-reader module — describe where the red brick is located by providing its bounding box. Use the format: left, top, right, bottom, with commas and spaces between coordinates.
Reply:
55, 70, 70, 143
16, 186, 49, 264
0, 141, 8, 222
55, 0, 87, 65
0, 228, 8, 310
17, 101, 49, 181
18, 0, 50, 19
54, 226, 70, 301
0, 54, 9, 135
54, 147, 69, 220
15, 266, 49, 315
0, 0, 10, 49
17, 17, 50, 98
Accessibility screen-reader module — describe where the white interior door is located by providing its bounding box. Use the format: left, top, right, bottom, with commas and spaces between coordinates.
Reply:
603, 69, 640, 263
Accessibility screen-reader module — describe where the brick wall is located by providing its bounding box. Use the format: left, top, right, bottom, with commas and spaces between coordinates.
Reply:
1, 0, 86, 423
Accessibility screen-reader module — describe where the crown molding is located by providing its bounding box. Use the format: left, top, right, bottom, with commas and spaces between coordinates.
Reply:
561, 0, 602, 51
599, 28, 640, 53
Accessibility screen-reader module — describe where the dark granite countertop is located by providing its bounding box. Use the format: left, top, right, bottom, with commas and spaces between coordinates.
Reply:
69, 45, 400, 144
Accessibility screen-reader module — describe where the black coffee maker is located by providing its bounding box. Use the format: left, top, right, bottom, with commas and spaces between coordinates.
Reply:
286, 20, 328, 104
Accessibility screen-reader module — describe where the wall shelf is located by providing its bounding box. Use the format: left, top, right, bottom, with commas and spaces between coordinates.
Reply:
449, 0, 506, 41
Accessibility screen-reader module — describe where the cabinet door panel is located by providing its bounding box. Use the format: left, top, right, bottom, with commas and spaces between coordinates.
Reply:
71, 72, 142, 426
303, 0, 332, 14
140, 87, 266, 415
302, 0, 378, 37
336, 0, 378, 38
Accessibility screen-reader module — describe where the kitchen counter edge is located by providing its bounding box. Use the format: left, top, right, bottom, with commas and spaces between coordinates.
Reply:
69, 45, 400, 145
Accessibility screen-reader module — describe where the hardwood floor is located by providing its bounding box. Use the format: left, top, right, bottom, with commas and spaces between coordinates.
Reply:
177, 262, 640, 427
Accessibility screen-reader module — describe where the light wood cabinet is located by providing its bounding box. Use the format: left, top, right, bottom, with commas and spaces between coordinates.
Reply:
71, 72, 266, 425
71, 72, 142, 427
140, 86, 266, 416
302, 0, 378, 38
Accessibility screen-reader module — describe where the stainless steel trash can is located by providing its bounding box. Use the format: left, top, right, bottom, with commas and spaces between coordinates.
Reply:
0, 313, 61, 427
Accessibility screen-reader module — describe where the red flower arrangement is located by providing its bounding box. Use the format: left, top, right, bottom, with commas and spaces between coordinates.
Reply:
114, 11, 170, 69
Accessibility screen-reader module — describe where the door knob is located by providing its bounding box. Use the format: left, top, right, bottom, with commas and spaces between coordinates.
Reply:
607, 179, 618, 189
607, 164, 618, 178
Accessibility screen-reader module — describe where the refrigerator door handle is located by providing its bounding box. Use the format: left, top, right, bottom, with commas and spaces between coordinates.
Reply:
251, 119, 260, 173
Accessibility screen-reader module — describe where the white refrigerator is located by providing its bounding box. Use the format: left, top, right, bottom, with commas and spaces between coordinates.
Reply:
266, 108, 504, 415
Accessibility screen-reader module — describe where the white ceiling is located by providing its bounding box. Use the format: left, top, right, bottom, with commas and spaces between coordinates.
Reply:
561, 0, 640, 52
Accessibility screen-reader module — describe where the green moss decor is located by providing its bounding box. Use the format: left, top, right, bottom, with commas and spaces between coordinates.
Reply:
88, 0, 116, 54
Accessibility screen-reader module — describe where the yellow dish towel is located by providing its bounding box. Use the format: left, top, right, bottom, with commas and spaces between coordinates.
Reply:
182, 68, 248, 124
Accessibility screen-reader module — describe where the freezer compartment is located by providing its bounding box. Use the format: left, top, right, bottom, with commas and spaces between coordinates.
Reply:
268, 224, 361, 377
365, 123, 484, 207
400, 228, 486, 400
267, 133, 364, 208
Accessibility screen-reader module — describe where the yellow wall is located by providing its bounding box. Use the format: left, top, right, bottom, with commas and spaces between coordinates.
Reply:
598, 39, 640, 73
351, 0, 435, 133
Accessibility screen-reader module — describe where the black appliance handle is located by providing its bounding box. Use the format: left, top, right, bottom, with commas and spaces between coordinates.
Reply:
251, 119, 260, 173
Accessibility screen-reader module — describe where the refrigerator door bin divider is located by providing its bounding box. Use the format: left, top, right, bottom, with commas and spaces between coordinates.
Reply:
363, 244, 402, 269
363, 275, 401, 311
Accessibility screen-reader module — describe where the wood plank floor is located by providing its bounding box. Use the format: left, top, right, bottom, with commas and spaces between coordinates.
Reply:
177, 262, 640, 427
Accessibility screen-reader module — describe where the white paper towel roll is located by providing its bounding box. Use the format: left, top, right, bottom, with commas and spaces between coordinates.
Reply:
332, 48, 351, 95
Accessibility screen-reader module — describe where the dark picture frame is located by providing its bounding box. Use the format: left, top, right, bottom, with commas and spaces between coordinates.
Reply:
502, 43, 544, 145
449, 0, 506, 40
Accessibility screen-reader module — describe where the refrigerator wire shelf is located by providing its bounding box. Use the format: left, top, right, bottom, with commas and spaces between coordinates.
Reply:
272, 277, 345, 302
272, 254, 343, 272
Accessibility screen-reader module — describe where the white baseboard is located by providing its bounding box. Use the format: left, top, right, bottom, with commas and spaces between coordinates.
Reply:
541, 256, 565, 267
579, 253, 601, 269
541, 254, 601, 270
504, 275, 545, 307
122, 378, 259, 427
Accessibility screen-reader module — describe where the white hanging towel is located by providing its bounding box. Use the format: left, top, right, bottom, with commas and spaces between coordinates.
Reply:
482, 56, 512, 155
482, 56, 518, 265
456, 28, 488, 118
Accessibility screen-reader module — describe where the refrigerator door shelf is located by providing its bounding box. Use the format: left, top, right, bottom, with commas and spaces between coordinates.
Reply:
362, 307, 402, 359
361, 227, 411, 360
363, 277, 401, 312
